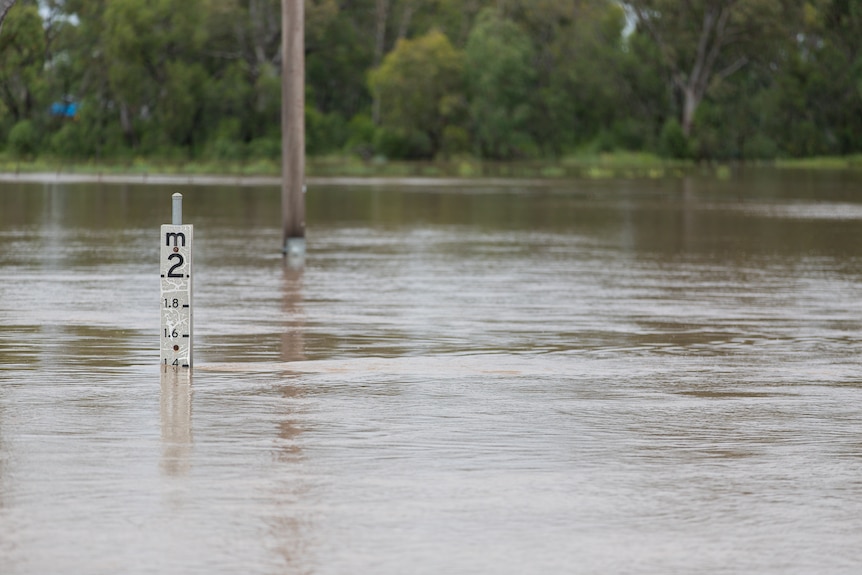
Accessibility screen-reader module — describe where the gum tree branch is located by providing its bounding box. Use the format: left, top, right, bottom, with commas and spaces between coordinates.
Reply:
0, 0, 16, 35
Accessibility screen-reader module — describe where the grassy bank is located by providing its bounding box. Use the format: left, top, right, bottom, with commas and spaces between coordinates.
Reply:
0, 152, 695, 180
773, 155, 862, 169
3, 152, 862, 181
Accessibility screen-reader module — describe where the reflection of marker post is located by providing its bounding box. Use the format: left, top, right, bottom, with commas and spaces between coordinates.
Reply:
160, 368, 192, 476
160, 193, 193, 369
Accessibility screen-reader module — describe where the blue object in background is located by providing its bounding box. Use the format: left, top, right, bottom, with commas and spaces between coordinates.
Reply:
50, 101, 79, 119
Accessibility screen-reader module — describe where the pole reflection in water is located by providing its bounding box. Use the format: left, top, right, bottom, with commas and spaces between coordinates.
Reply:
275, 265, 310, 566
267, 380, 309, 570
0, 402, 5, 514
280, 263, 306, 363
160, 369, 192, 477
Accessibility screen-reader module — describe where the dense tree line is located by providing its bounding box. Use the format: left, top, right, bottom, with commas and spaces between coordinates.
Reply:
0, 0, 860, 163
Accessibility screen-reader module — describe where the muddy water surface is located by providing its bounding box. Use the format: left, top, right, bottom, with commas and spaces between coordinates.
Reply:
2, 173, 862, 574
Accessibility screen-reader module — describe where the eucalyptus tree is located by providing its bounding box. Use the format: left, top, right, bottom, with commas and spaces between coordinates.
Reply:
628, 0, 803, 137
764, 0, 862, 155
368, 29, 465, 158
100, 0, 210, 150
464, 8, 536, 158
495, 0, 635, 154
0, 2, 44, 123
400, 0, 497, 46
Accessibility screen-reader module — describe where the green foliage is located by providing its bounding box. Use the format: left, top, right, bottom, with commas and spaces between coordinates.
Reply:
204, 118, 245, 161
369, 29, 465, 159
373, 127, 433, 160
758, 0, 862, 158
49, 123, 84, 158
659, 119, 689, 159
306, 107, 348, 155
101, 0, 210, 149
306, 1, 373, 120
158, 61, 209, 151
2, 0, 862, 165
507, 0, 643, 155
9, 119, 38, 157
465, 9, 536, 159
441, 125, 471, 158
345, 114, 376, 157
247, 137, 280, 160
629, 0, 802, 137
744, 133, 779, 160
0, 3, 46, 123
249, 66, 281, 140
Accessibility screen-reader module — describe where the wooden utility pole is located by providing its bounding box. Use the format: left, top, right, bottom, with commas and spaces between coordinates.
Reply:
282, 0, 306, 257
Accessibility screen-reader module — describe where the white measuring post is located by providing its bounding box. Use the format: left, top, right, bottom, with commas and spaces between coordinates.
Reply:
160, 193, 193, 369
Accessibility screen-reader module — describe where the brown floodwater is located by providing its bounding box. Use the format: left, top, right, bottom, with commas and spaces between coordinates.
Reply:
2, 171, 862, 574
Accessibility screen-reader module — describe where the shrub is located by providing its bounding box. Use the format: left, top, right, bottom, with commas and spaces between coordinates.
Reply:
658, 118, 689, 159
346, 114, 375, 158
248, 137, 280, 160
9, 120, 39, 158
373, 128, 432, 160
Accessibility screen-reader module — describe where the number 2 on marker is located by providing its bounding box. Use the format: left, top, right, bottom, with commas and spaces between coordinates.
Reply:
167, 253, 184, 277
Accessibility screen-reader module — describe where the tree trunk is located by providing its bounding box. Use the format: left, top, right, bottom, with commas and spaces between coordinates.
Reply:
374, 0, 389, 65
119, 104, 138, 149
633, 2, 749, 139
682, 85, 698, 138
250, 0, 267, 70
0, 0, 16, 35
249, 0, 281, 71
373, 0, 389, 124
397, 0, 414, 40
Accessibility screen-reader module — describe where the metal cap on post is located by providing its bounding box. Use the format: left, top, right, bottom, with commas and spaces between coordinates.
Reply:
172, 193, 183, 225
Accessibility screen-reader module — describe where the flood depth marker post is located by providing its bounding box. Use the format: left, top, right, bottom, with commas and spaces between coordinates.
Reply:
160, 193, 193, 369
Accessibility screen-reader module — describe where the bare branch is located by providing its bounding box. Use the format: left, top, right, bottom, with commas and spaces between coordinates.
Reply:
715, 55, 749, 82
0, 0, 16, 36
696, 4, 733, 96
689, 4, 719, 97
375, 0, 390, 66
398, 0, 414, 40
631, 4, 683, 85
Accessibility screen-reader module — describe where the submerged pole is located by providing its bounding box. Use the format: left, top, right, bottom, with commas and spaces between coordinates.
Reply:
282, 0, 306, 258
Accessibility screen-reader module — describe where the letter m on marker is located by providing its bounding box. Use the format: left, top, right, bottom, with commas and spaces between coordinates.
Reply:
166, 232, 186, 247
